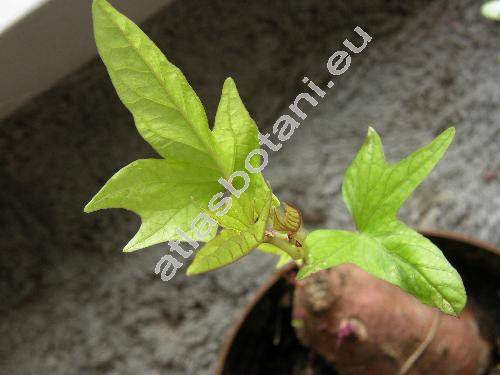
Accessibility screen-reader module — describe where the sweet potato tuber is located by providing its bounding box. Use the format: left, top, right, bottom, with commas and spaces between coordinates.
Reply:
293, 264, 491, 374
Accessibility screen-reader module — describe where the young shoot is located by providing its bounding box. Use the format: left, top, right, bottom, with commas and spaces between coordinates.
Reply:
85, 0, 466, 316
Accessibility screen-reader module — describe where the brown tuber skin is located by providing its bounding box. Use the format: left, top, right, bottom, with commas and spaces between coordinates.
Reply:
293, 264, 491, 374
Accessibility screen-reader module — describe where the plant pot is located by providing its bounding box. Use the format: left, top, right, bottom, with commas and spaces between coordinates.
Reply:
216, 229, 500, 375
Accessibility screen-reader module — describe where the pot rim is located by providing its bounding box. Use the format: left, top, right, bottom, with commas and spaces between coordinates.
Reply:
214, 228, 500, 375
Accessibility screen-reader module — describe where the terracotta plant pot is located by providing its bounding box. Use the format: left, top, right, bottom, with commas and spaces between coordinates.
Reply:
216, 229, 500, 375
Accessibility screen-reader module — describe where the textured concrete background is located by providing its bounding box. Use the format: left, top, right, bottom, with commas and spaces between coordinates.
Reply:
0, 0, 499, 374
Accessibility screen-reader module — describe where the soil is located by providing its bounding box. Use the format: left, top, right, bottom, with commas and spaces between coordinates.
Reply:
219, 233, 500, 374
0, 0, 498, 374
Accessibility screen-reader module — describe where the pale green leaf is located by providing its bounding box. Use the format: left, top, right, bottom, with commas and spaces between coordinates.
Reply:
186, 229, 261, 275
222, 174, 271, 228
187, 190, 272, 275
258, 243, 282, 255
300, 127, 466, 315
202, 174, 270, 232
342, 127, 455, 233
276, 252, 294, 269
258, 243, 293, 269
92, 0, 225, 173
84, 159, 221, 251
202, 77, 270, 231
87, 0, 274, 253
213, 77, 260, 177
200, 192, 259, 232
298, 223, 466, 315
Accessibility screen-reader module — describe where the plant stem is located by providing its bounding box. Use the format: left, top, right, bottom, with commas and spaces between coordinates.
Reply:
292, 226, 309, 261
265, 235, 303, 260
293, 226, 309, 244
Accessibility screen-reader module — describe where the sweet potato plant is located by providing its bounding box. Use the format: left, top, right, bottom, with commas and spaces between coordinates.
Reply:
85, 1, 491, 373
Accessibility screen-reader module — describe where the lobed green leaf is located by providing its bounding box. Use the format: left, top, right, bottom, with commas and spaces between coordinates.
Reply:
92, 0, 225, 172
87, 0, 271, 253
298, 223, 466, 315
301, 127, 466, 315
213, 78, 260, 177
342, 127, 455, 233
258, 243, 294, 269
84, 159, 221, 250
187, 190, 272, 275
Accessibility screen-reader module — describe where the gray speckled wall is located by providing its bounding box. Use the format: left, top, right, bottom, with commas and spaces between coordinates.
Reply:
0, 0, 498, 374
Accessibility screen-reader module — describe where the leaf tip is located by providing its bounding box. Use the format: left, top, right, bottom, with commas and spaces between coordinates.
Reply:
83, 190, 107, 213
92, 0, 108, 12
433, 127, 456, 153
83, 202, 93, 213
186, 264, 198, 276
365, 126, 382, 145
84, 197, 99, 213
367, 126, 377, 136
123, 239, 141, 253
222, 77, 237, 94
443, 126, 456, 139
449, 288, 467, 317
443, 300, 461, 317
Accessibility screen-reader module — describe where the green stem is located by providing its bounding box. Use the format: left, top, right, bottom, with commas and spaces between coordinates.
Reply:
291, 226, 310, 262
265, 236, 303, 260
293, 226, 309, 245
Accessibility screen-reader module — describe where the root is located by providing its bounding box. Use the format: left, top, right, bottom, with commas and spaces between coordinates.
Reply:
399, 310, 441, 374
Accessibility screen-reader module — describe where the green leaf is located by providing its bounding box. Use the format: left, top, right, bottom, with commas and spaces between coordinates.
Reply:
84, 159, 221, 251
187, 190, 272, 275
87, 0, 273, 253
276, 252, 294, 268
213, 77, 260, 177
258, 243, 282, 255
221, 174, 270, 228
210, 77, 270, 229
258, 243, 293, 269
342, 127, 455, 232
298, 127, 466, 315
188, 78, 270, 232
92, 0, 225, 173
299, 224, 465, 315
